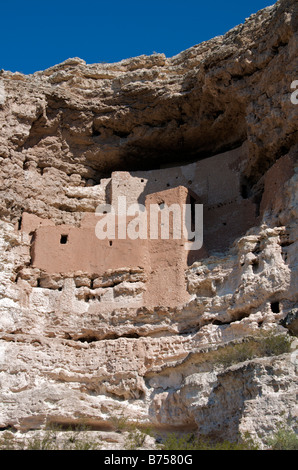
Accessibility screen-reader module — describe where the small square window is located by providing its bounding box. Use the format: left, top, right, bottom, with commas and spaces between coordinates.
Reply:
60, 234, 68, 244
270, 301, 280, 313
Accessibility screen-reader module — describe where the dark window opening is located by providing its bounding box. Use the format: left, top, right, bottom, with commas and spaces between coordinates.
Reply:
92, 124, 101, 136
109, 240, 113, 246
252, 259, 259, 274
190, 195, 196, 232
241, 184, 249, 199
60, 234, 68, 244
29, 231, 36, 266
77, 335, 99, 343
270, 302, 280, 313
113, 130, 130, 138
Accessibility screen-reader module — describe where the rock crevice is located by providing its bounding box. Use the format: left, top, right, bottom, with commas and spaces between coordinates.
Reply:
0, 0, 297, 447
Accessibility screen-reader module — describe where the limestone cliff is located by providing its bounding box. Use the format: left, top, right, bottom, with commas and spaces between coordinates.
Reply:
0, 0, 297, 449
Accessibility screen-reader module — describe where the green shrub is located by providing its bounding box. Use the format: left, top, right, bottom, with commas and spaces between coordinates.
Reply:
110, 414, 130, 433
0, 431, 17, 450
0, 424, 102, 450
213, 331, 293, 367
267, 426, 298, 450
160, 432, 258, 451
213, 341, 258, 367
26, 429, 58, 450
261, 333, 292, 356
124, 428, 147, 450
160, 433, 203, 450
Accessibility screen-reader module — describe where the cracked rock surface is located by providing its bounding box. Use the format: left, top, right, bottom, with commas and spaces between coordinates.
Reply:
0, 0, 297, 448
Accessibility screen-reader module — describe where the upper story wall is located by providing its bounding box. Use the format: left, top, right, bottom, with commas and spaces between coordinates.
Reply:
17, 142, 261, 306
110, 143, 248, 207
20, 143, 258, 270
109, 143, 257, 257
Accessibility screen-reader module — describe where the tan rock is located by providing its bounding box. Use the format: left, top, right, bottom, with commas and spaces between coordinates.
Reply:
0, 0, 297, 448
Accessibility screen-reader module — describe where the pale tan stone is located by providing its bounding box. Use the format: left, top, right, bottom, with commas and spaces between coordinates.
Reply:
0, 0, 297, 449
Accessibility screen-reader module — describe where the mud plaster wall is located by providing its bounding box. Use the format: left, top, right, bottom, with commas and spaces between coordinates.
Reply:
144, 186, 195, 307
19, 145, 260, 308
22, 186, 196, 307
111, 143, 258, 257
110, 144, 246, 206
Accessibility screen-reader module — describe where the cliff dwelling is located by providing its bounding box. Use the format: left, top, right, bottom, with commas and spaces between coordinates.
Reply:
0, 0, 297, 448
18, 143, 259, 309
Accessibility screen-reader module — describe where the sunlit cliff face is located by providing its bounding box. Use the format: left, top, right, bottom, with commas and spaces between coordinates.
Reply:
0, 0, 297, 229
0, 0, 297, 446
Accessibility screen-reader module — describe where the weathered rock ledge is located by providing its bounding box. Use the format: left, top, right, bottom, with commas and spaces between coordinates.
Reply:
0, 0, 297, 448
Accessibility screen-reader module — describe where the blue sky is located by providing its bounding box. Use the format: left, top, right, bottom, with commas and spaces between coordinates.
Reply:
1, 0, 275, 74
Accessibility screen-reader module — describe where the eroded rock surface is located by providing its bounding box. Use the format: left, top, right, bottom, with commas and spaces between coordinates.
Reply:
0, 0, 297, 448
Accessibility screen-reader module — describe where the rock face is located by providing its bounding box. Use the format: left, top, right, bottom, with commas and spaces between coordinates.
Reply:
0, 0, 297, 448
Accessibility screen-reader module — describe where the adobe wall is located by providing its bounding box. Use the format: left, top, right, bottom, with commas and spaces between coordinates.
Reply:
19, 144, 259, 308
260, 153, 296, 218
29, 220, 148, 276
21, 186, 196, 308
112, 143, 248, 206
110, 143, 257, 257
144, 186, 194, 307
